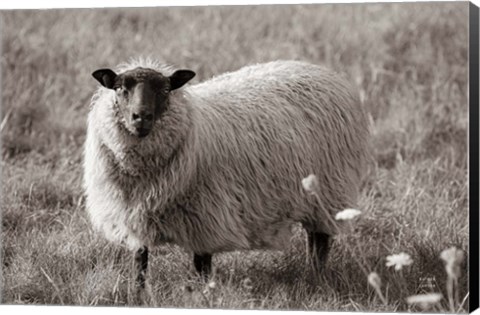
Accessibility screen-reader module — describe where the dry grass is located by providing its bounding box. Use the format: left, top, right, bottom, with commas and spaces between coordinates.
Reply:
0, 2, 470, 312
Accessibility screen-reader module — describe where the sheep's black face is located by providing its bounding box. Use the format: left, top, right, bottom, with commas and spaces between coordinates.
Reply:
112, 69, 170, 138
92, 67, 195, 138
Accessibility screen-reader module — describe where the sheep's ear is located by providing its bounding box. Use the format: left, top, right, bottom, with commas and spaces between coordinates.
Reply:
92, 69, 117, 89
169, 69, 195, 90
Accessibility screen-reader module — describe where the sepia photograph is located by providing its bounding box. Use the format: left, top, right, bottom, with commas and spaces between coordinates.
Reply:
0, 1, 477, 313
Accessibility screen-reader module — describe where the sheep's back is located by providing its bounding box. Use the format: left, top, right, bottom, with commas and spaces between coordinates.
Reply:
184, 61, 370, 250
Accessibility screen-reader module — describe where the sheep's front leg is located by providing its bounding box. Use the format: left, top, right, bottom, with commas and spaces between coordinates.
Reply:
307, 232, 330, 274
193, 253, 212, 280
135, 246, 149, 289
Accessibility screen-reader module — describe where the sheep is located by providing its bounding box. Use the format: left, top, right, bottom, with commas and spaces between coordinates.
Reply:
83, 58, 370, 290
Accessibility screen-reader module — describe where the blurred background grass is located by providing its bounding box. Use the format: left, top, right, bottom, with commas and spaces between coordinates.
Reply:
0, 2, 470, 311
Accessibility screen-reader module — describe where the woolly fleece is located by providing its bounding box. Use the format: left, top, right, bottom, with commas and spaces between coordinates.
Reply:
83, 59, 370, 253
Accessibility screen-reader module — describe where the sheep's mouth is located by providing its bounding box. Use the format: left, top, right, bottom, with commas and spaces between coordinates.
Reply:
135, 128, 151, 138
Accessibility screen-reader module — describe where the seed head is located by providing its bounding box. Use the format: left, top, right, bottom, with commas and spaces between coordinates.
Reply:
368, 272, 381, 290
242, 277, 253, 291
335, 208, 362, 221
302, 174, 319, 195
208, 281, 216, 289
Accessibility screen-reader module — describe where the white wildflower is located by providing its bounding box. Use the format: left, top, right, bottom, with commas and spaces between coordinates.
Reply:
301, 174, 319, 194
335, 208, 362, 221
440, 247, 464, 279
386, 252, 413, 271
440, 247, 464, 265
406, 293, 442, 309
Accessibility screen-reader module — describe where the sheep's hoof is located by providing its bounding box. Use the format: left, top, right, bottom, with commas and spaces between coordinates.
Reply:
134, 286, 146, 305
134, 283, 155, 306
193, 253, 212, 281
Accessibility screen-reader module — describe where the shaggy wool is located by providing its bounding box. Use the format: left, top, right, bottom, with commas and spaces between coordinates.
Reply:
84, 59, 370, 253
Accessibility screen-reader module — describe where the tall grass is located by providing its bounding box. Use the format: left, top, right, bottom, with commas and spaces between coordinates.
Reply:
0, 2, 469, 311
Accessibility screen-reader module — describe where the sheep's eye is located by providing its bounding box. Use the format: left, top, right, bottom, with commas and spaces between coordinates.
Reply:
156, 89, 168, 97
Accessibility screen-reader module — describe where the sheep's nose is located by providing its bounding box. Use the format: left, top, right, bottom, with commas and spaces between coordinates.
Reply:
132, 112, 154, 123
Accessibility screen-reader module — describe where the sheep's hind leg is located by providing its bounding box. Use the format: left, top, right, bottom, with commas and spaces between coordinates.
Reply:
134, 246, 149, 290
307, 232, 330, 275
193, 253, 212, 281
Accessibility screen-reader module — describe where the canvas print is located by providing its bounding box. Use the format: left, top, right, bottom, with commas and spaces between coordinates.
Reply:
0, 1, 477, 313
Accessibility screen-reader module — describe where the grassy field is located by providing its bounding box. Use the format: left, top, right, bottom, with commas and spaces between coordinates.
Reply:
0, 2, 470, 312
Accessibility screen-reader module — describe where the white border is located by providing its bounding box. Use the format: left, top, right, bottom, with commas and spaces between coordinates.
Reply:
5, 305, 475, 315
0, 1, 478, 315
0, 0, 478, 10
